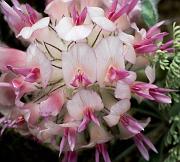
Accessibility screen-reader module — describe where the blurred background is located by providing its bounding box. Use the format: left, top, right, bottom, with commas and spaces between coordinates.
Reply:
0, 0, 180, 162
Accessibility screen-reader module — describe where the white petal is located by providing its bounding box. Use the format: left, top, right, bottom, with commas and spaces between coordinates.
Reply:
62, 43, 96, 87
118, 32, 134, 44
65, 25, 93, 41
87, 7, 116, 31
115, 81, 131, 99
67, 90, 103, 120
145, 65, 155, 83
55, 17, 73, 40
18, 17, 50, 39
55, 17, 93, 41
95, 36, 125, 86
110, 99, 131, 116
124, 44, 136, 64
104, 114, 120, 127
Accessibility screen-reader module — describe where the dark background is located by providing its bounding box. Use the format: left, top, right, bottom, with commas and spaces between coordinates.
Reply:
0, 0, 180, 162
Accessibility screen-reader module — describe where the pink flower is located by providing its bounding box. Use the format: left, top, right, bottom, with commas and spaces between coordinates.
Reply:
62, 43, 96, 88
133, 133, 158, 161
67, 90, 104, 132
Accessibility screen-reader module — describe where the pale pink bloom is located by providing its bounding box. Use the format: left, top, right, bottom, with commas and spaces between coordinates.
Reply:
39, 90, 64, 117
26, 45, 53, 87
88, 0, 138, 32
67, 90, 104, 132
95, 36, 136, 86
55, 6, 93, 41
0, 0, 48, 39
62, 43, 96, 88
0, 47, 26, 71
133, 133, 158, 161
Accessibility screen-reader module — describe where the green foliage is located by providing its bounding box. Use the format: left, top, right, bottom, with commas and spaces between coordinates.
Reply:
165, 114, 180, 146
165, 23, 180, 102
154, 50, 170, 70
141, 0, 159, 26
164, 146, 180, 162
163, 23, 180, 162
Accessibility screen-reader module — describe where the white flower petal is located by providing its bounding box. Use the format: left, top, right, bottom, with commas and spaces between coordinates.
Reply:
87, 7, 116, 31
67, 90, 103, 120
95, 36, 125, 86
18, 17, 50, 39
145, 65, 155, 83
115, 81, 131, 99
62, 43, 96, 87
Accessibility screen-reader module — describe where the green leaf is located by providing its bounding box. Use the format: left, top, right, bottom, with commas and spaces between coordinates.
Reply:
141, 0, 159, 27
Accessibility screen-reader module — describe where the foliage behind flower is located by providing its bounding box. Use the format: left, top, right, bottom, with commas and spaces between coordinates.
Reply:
0, 0, 179, 162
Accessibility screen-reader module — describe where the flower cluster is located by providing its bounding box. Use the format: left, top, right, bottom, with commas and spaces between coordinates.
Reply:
0, 0, 174, 162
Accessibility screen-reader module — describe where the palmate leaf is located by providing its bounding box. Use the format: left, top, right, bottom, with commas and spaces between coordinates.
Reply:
141, 0, 159, 27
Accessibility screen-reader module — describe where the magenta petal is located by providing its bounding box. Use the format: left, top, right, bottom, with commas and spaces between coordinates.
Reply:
146, 21, 165, 38
25, 4, 37, 24
59, 136, 66, 156
110, 5, 129, 22
68, 129, 76, 151
78, 7, 87, 25
95, 148, 100, 162
134, 137, 150, 161
69, 151, 78, 162
90, 112, 100, 127
142, 135, 158, 153
150, 91, 172, 103
101, 145, 111, 162
78, 116, 90, 132
160, 40, 173, 50
135, 44, 158, 54
127, 0, 139, 14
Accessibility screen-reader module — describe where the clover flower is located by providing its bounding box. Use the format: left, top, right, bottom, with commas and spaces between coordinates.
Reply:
0, 0, 175, 161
